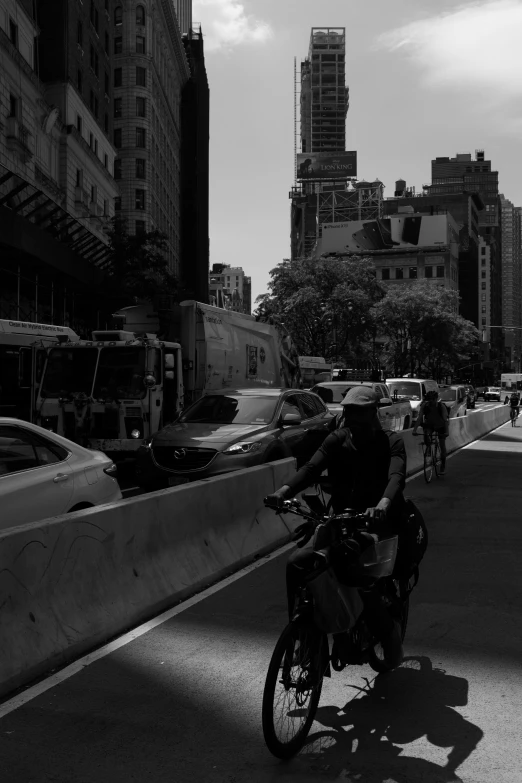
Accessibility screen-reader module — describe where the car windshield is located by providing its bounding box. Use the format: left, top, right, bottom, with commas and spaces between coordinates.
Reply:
387, 382, 421, 401
439, 388, 457, 401
311, 383, 368, 404
93, 347, 147, 400
180, 395, 278, 425
41, 347, 98, 398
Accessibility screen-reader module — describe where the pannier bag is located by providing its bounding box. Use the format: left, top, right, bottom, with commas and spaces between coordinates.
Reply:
308, 567, 364, 635
393, 498, 428, 586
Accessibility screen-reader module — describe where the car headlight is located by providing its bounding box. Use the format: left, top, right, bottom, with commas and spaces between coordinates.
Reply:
223, 442, 262, 455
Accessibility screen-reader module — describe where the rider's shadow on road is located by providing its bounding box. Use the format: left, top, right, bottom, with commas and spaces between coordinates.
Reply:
304, 656, 483, 783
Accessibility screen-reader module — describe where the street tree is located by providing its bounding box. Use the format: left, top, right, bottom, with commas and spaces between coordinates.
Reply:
371, 282, 480, 379
255, 255, 384, 364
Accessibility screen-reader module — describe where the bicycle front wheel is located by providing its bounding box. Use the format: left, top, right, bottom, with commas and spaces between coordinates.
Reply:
262, 620, 325, 759
423, 445, 433, 483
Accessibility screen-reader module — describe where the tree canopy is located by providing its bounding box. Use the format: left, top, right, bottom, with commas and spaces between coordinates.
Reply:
255, 255, 383, 363
256, 255, 480, 379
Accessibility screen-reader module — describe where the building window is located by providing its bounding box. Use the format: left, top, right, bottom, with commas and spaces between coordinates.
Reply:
104, 112, 109, 133
105, 31, 109, 54
94, 97, 99, 118
114, 159, 122, 179
481, 270, 486, 279
136, 127, 146, 147
77, 21, 83, 45
482, 318, 487, 325
136, 97, 146, 117
9, 19, 18, 47
482, 294, 486, 302
481, 246, 486, 255
76, 169, 83, 187
115, 196, 122, 211
76, 114, 82, 134
135, 189, 145, 210
104, 153, 108, 169
409, 267, 417, 279
482, 306, 486, 313
114, 37, 122, 54
90, 89, 95, 112
481, 258, 486, 266
381, 268, 390, 280
114, 98, 122, 118
436, 266, 445, 278
114, 67, 122, 87
8, 94, 17, 118
114, 128, 122, 148
425, 266, 433, 278
136, 158, 146, 178
136, 66, 146, 86
136, 219, 146, 235
89, 132, 94, 149
77, 68, 83, 93
136, 36, 146, 53
114, 6, 122, 26
395, 267, 403, 280
136, 5, 145, 25
105, 71, 109, 95
481, 282, 486, 290
91, 184, 97, 203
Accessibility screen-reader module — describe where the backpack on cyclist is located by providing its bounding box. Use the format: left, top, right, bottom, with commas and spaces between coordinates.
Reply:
392, 498, 428, 590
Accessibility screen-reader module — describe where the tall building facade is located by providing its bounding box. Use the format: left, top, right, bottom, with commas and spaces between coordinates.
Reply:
500, 195, 522, 368
0, 0, 117, 331
180, 26, 209, 303
290, 28, 354, 260
174, 0, 192, 36
112, 0, 191, 275
300, 28, 349, 154
425, 151, 502, 362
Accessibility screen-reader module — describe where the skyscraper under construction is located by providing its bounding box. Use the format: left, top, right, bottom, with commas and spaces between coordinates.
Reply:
290, 28, 382, 259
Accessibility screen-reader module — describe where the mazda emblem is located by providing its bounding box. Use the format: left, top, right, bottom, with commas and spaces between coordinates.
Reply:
173, 449, 186, 460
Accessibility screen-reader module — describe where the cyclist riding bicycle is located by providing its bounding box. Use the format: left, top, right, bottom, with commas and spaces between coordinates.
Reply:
412, 390, 449, 475
508, 391, 520, 418
265, 386, 407, 667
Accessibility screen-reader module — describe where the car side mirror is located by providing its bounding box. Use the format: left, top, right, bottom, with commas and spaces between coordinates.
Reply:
379, 398, 393, 407
280, 412, 302, 427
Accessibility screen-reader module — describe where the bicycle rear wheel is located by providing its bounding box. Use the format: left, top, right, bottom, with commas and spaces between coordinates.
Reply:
423, 444, 433, 483
262, 620, 325, 759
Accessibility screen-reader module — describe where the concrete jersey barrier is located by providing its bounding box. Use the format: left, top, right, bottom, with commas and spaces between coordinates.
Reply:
0, 406, 510, 698
0, 459, 300, 698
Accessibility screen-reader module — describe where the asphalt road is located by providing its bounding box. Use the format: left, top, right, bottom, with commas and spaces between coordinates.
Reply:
1, 412, 520, 783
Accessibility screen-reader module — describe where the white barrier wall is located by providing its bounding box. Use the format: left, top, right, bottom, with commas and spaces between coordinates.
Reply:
0, 405, 510, 698
0, 459, 300, 698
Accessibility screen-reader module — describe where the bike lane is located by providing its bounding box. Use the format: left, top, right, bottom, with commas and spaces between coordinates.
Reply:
1, 420, 521, 783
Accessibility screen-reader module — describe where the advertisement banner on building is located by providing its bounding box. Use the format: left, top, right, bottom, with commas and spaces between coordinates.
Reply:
319, 214, 451, 255
296, 151, 357, 181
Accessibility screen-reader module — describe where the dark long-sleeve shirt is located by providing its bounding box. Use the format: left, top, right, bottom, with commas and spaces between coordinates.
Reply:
286, 426, 407, 518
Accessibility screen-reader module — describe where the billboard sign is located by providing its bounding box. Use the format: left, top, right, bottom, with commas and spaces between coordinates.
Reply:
296, 151, 357, 181
319, 214, 451, 255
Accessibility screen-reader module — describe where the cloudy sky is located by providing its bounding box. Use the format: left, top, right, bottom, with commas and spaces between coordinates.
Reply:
193, 0, 522, 306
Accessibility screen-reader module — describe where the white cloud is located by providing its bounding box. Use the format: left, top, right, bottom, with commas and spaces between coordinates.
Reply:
193, 0, 273, 52
377, 0, 522, 121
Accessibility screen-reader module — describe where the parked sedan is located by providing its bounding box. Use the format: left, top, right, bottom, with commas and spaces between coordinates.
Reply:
135, 388, 334, 490
438, 385, 468, 418
310, 381, 413, 431
483, 387, 501, 402
0, 418, 121, 530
